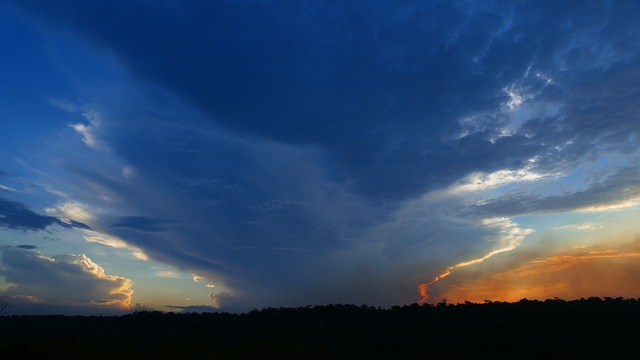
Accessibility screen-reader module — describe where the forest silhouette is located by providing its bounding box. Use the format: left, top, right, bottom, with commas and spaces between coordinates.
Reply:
1, 297, 639, 359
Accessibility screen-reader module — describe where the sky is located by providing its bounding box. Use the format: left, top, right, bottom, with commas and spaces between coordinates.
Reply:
1, 0, 639, 315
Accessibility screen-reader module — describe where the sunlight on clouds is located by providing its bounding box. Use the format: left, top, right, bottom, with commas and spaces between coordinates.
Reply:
0, 248, 134, 309
156, 271, 181, 279
453, 168, 546, 194
555, 223, 601, 231
192, 273, 215, 288
11, 294, 45, 303
418, 218, 533, 303
59, 253, 134, 308
429, 161, 547, 200
576, 196, 640, 213
45, 201, 94, 225
437, 246, 640, 304
81, 229, 149, 260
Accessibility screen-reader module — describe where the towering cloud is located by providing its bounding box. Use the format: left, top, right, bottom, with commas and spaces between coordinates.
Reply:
0, 247, 133, 314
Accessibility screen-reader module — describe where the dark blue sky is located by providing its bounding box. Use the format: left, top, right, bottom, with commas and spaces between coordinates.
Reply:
1, 0, 640, 314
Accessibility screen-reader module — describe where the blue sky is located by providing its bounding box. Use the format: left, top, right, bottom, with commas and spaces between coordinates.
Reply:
1, 0, 640, 314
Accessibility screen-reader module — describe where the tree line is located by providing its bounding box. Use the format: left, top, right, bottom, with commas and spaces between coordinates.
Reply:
1, 297, 639, 359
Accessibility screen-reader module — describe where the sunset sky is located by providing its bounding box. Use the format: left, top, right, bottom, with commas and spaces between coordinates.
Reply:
1, 0, 639, 315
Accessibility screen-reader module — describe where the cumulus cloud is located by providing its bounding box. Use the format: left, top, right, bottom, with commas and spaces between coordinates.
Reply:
0, 247, 134, 313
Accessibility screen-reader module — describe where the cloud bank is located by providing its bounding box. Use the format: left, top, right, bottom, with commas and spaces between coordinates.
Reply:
1, 0, 639, 311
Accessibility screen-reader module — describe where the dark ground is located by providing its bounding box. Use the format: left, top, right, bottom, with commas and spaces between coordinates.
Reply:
1, 297, 639, 359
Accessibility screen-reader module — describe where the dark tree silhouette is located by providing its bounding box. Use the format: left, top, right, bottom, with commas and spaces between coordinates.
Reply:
1, 298, 639, 359
0, 298, 8, 316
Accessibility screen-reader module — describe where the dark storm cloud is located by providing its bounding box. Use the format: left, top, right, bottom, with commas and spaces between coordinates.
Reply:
6, 0, 640, 310
5, 0, 573, 199
6, 1, 640, 191
0, 197, 90, 231
110, 216, 172, 233
0, 196, 59, 230
16, 245, 38, 249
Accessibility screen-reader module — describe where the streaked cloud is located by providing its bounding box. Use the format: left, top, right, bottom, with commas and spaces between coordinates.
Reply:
418, 218, 533, 303
80, 229, 149, 261
438, 245, 640, 303
576, 197, 640, 213
155, 271, 181, 279
45, 201, 94, 225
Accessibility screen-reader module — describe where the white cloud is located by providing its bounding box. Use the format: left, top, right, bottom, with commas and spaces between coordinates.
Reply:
555, 223, 600, 231
0, 184, 16, 192
81, 229, 149, 261
430, 163, 547, 199
503, 85, 526, 111
49, 99, 79, 113
45, 201, 94, 225
192, 273, 215, 288
155, 271, 181, 279
482, 217, 534, 251
122, 166, 135, 179
576, 197, 640, 213
69, 111, 106, 150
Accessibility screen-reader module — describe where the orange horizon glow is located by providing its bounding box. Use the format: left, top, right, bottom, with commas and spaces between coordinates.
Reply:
418, 244, 521, 303
429, 247, 640, 304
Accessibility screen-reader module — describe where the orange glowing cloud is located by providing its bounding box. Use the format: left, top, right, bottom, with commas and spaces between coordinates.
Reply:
435, 247, 640, 303
418, 218, 533, 303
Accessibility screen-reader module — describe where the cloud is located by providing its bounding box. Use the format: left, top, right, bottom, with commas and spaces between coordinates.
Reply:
576, 197, 640, 213
3, 0, 640, 311
555, 223, 601, 231
110, 216, 171, 232
155, 271, 180, 279
45, 201, 94, 225
0, 247, 134, 313
69, 111, 106, 150
0, 184, 16, 192
461, 165, 640, 218
80, 229, 149, 261
438, 246, 640, 303
0, 196, 59, 231
418, 218, 533, 303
